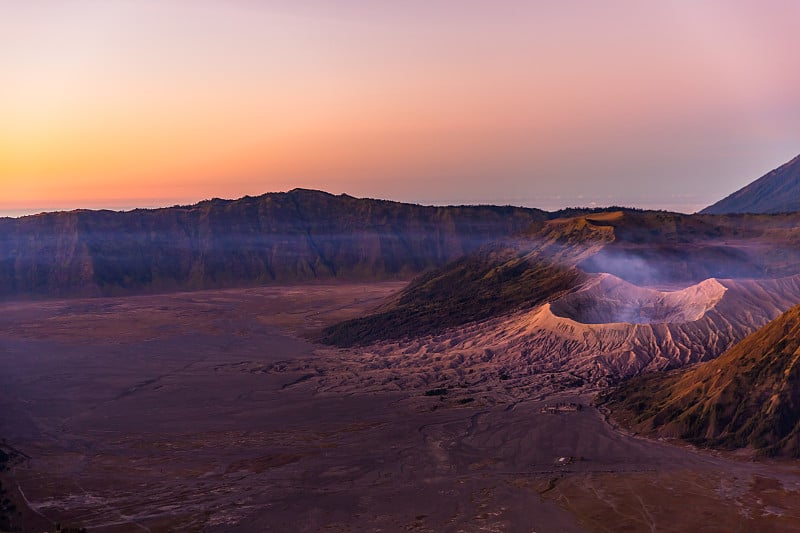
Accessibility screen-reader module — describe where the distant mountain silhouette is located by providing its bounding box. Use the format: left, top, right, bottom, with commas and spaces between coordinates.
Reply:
701, 154, 800, 214
603, 302, 800, 457
0, 189, 546, 298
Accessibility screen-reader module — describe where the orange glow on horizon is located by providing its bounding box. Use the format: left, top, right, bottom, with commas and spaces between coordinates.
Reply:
2, 1, 799, 213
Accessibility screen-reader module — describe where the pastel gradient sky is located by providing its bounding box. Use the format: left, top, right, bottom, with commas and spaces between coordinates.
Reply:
2, 0, 799, 216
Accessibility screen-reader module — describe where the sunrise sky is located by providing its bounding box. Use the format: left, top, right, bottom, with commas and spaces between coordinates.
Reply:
2, 0, 799, 216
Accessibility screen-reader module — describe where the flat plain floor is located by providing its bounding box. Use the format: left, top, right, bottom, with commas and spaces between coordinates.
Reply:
2, 283, 800, 532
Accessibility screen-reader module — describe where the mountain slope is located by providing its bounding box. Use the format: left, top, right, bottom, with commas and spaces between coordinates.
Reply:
0, 189, 546, 298
603, 303, 800, 457
358, 274, 800, 388
320, 213, 616, 346
322, 210, 800, 347
319, 246, 585, 346
701, 154, 800, 214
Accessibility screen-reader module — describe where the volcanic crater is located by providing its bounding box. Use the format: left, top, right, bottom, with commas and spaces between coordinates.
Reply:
549, 274, 727, 325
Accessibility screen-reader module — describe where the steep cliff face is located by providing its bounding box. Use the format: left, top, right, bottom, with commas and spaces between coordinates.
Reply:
0, 213, 97, 297
0, 190, 547, 298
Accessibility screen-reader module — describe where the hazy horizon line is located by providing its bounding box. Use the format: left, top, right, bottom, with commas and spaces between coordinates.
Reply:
0, 189, 711, 219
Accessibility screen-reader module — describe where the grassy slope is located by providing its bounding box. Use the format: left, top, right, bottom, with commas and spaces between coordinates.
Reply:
603, 303, 800, 457
319, 245, 585, 346
320, 214, 616, 346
